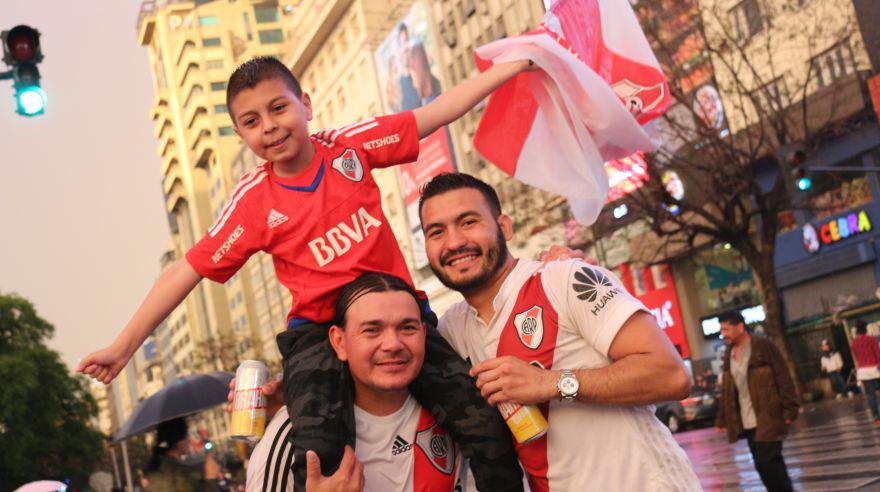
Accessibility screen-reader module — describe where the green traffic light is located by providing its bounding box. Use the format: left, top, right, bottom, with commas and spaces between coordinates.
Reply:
16, 85, 45, 115
797, 177, 811, 191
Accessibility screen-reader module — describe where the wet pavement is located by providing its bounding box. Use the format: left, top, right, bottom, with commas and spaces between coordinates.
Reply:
673, 396, 880, 491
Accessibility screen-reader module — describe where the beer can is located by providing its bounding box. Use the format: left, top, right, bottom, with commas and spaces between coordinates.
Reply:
230, 360, 269, 442
498, 402, 548, 444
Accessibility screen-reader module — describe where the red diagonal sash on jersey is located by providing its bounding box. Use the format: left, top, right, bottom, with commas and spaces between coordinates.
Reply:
413, 408, 458, 492
496, 273, 559, 492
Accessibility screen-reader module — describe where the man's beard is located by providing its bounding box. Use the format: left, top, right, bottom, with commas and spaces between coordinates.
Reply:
431, 226, 509, 294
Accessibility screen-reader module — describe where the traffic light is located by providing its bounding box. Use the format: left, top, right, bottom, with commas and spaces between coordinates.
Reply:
1, 25, 45, 116
790, 150, 812, 191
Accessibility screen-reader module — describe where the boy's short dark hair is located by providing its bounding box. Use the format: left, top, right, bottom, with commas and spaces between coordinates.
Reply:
718, 310, 746, 328
226, 56, 302, 120
856, 319, 868, 335
333, 272, 422, 328
418, 173, 502, 222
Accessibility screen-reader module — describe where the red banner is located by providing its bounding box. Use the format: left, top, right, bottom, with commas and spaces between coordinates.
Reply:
619, 263, 690, 359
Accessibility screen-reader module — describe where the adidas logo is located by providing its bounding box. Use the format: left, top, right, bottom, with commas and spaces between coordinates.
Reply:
391, 435, 412, 456
267, 208, 288, 229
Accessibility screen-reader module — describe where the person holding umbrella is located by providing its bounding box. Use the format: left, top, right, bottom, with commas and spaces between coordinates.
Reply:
146, 417, 222, 492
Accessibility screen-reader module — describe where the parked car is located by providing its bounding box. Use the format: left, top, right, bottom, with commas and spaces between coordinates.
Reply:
655, 386, 718, 433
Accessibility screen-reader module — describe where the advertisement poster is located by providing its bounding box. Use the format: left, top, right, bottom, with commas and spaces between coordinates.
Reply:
374, 1, 456, 268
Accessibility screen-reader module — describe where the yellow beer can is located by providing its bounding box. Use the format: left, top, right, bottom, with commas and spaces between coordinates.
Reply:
230, 360, 269, 442
498, 402, 548, 444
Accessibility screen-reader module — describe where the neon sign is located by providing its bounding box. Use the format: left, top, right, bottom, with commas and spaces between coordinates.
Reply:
803, 210, 872, 253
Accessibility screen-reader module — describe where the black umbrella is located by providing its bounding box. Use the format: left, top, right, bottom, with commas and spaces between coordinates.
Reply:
112, 371, 234, 443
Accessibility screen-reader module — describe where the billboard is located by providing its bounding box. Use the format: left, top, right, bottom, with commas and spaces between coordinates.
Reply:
374, 1, 456, 269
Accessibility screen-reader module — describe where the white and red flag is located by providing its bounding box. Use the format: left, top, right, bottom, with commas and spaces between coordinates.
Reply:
473, 0, 669, 224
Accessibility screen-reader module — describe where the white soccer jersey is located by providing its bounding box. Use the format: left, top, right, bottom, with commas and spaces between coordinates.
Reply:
439, 259, 700, 492
247, 397, 465, 492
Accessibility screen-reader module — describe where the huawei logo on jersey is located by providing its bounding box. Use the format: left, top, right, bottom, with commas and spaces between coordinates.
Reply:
513, 305, 544, 350
572, 266, 622, 316
307, 207, 382, 267
331, 148, 364, 182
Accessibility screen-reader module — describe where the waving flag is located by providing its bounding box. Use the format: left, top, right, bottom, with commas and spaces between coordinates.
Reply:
473, 0, 669, 224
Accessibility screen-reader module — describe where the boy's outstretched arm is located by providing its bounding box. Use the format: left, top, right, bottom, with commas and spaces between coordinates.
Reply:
77, 259, 202, 384
413, 59, 534, 138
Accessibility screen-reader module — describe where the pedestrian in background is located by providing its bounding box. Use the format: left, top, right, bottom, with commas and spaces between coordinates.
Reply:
716, 310, 799, 492
851, 319, 880, 426
820, 339, 852, 400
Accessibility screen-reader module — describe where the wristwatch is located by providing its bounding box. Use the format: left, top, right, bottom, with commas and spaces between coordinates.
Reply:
557, 369, 579, 402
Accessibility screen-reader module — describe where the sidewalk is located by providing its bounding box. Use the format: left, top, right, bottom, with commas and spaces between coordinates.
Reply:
673, 397, 880, 491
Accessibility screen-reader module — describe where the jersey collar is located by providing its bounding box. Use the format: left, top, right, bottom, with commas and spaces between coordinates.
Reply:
267, 139, 325, 192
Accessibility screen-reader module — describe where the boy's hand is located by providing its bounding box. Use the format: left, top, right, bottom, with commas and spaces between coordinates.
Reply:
537, 245, 588, 263
77, 342, 131, 384
306, 446, 364, 492
227, 376, 285, 417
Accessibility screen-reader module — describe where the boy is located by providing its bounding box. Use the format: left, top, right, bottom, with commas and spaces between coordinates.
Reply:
79, 56, 532, 491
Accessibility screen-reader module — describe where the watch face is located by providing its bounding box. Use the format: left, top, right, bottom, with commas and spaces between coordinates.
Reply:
560, 376, 578, 395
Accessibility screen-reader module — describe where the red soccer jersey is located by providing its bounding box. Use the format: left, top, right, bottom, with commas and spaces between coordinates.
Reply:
186, 112, 420, 325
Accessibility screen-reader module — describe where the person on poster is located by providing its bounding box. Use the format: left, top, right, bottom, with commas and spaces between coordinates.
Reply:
395, 23, 421, 112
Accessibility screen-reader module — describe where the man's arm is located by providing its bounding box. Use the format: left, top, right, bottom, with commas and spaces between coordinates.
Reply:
472, 311, 692, 406
412, 59, 533, 138
77, 259, 202, 383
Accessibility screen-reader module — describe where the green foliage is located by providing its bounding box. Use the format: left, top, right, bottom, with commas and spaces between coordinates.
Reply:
0, 293, 105, 491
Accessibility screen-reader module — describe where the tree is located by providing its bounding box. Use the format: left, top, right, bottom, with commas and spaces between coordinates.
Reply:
0, 293, 105, 490
625, 0, 873, 393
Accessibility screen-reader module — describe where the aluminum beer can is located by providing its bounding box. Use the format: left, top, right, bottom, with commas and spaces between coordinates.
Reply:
230, 360, 269, 442
497, 402, 548, 444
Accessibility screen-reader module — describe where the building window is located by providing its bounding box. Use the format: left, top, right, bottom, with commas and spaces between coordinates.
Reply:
813, 41, 854, 89
219, 126, 236, 136
206, 59, 225, 70
729, 0, 763, 44
203, 37, 222, 47
258, 29, 284, 44
214, 104, 227, 114
198, 16, 218, 26
195, 0, 215, 5
210, 81, 227, 91
243, 12, 253, 41
753, 75, 789, 113
255, 5, 280, 23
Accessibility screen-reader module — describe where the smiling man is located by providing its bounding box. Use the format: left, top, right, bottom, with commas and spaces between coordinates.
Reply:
247, 272, 466, 492
418, 173, 701, 491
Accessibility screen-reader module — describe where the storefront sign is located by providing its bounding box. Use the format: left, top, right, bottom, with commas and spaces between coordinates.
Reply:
639, 284, 690, 359
802, 209, 872, 253
869, 74, 880, 128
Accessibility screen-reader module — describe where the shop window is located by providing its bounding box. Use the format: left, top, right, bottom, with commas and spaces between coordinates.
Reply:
693, 245, 760, 315
809, 157, 871, 221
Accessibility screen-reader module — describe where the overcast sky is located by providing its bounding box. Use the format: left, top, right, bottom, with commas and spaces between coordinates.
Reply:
0, 1, 170, 371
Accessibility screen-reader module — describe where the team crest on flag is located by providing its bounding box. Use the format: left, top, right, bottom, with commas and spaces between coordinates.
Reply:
332, 148, 364, 182
513, 305, 544, 350
611, 79, 667, 120
415, 424, 455, 475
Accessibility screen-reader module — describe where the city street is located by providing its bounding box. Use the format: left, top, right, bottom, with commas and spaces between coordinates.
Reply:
675, 398, 880, 491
